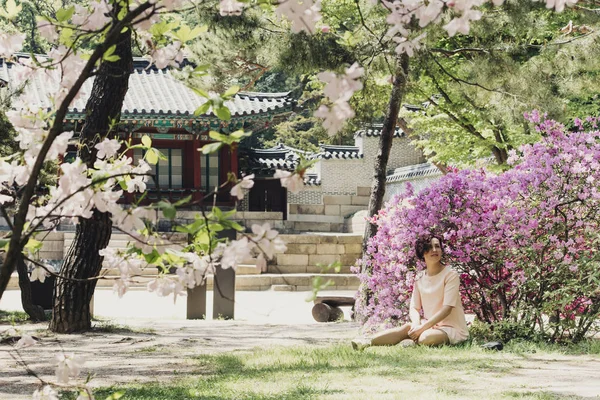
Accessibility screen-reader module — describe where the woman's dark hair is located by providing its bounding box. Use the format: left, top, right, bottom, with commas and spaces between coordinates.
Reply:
415, 235, 444, 261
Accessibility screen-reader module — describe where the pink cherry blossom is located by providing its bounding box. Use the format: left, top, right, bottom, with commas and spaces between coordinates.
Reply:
219, 0, 245, 16
274, 169, 305, 193
230, 174, 255, 200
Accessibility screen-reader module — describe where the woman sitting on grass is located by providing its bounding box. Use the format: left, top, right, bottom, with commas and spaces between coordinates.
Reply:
352, 235, 469, 350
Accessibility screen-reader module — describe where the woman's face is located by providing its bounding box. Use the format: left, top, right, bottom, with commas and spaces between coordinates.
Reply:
423, 238, 442, 264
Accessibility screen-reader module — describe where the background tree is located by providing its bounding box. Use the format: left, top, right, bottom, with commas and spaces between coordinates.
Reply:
403, 3, 600, 169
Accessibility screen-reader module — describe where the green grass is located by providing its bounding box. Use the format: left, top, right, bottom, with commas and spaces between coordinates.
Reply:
0, 309, 30, 324
91, 321, 156, 335
64, 341, 598, 400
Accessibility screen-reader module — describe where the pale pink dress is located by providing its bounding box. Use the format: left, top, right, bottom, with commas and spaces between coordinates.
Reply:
410, 266, 469, 344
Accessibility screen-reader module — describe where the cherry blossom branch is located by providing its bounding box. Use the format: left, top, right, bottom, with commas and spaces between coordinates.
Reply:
1, 1, 156, 298
23, 172, 154, 242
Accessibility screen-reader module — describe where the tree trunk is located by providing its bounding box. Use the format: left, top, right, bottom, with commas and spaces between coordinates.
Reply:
49, 24, 132, 333
16, 255, 46, 321
361, 54, 410, 266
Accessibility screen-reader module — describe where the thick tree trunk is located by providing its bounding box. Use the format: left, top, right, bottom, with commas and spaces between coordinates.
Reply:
361, 54, 410, 266
49, 25, 132, 333
16, 255, 46, 321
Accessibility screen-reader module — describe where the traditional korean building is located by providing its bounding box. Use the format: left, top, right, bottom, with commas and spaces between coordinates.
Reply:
239, 124, 441, 233
0, 57, 295, 207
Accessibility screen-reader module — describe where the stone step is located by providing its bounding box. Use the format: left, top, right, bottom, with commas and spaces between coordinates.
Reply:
267, 264, 353, 274
274, 253, 361, 267
8, 272, 359, 292
278, 233, 362, 245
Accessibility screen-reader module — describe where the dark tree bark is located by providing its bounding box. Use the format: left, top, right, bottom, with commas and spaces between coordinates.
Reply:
49, 25, 133, 333
361, 54, 410, 265
16, 255, 47, 321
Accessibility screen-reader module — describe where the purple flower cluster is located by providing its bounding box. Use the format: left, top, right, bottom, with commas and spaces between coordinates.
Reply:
356, 118, 600, 341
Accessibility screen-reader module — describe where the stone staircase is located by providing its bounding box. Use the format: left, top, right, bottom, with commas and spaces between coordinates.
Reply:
7, 232, 362, 292
287, 190, 370, 233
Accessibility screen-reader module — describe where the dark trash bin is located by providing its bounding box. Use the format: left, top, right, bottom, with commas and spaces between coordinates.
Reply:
30, 275, 55, 310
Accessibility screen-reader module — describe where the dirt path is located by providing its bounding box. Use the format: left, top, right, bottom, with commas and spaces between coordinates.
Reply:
2, 320, 600, 399
3, 320, 600, 399
0, 319, 359, 399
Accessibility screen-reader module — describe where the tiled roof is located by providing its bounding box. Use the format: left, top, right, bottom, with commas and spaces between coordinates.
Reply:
304, 174, 321, 186
386, 162, 442, 183
354, 124, 404, 138
244, 144, 302, 173
0, 57, 295, 120
318, 144, 363, 160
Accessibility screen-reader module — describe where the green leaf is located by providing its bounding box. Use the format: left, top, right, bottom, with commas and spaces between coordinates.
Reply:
0, 238, 10, 251
194, 102, 211, 116
173, 25, 207, 43
214, 106, 231, 121
25, 238, 42, 254
191, 87, 210, 98
209, 223, 224, 232
223, 85, 240, 98
0, 0, 22, 19
173, 195, 192, 207
146, 149, 159, 165
105, 391, 126, 400
194, 231, 210, 246
103, 45, 120, 62
201, 142, 222, 154
209, 131, 227, 142
59, 27, 74, 47
230, 130, 251, 141
56, 6, 75, 22
141, 135, 152, 148
162, 204, 176, 220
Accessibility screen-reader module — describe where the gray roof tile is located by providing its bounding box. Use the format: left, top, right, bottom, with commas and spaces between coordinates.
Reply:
0, 57, 294, 119
386, 163, 442, 183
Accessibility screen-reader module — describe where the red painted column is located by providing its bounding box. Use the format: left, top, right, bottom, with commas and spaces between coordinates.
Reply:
230, 145, 238, 179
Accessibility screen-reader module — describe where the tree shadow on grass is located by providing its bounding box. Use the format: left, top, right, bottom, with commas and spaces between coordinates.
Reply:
80, 344, 517, 400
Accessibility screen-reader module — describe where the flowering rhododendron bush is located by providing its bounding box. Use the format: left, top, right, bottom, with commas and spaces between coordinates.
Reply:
355, 115, 600, 342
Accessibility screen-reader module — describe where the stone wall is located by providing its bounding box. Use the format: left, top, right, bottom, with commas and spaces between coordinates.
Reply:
385, 175, 442, 202
282, 135, 425, 232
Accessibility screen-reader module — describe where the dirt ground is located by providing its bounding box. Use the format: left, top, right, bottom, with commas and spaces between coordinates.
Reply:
2, 289, 600, 399
1, 319, 600, 399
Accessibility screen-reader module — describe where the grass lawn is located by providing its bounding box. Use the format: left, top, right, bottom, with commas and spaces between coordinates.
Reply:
71, 340, 600, 400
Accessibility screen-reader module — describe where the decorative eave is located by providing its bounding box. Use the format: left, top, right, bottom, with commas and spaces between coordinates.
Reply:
1, 56, 296, 134
317, 144, 363, 160
354, 124, 404, 138
304, 174, 321, 186
386, 162, 442, 183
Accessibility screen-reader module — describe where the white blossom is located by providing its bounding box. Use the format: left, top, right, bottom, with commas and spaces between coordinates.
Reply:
36, 19, 58, 42
220, 237, 253, 270
220, 0, 245, 15
95, 138, 121, 160
56, 353, 86, 384
30, 267, 48, 284
230, 174, 255, 200
273, 169, 305, 194
16, 334, 37, 349
0, 33, 25, 58
275, 0, 322, 34
543, 0, 577, 12
32, 386, 59, 400
148, 42, 184, 69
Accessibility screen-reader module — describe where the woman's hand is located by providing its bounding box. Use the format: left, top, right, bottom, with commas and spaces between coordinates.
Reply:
408, 324, 427, 341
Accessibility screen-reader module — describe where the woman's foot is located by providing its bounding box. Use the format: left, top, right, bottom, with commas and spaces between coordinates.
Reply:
351, 338, 371, 351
